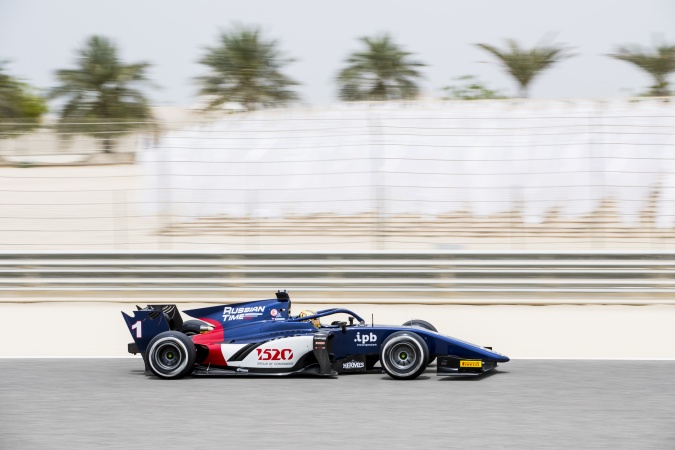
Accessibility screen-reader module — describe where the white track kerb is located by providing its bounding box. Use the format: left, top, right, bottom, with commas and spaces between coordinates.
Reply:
1, 300, 675, 359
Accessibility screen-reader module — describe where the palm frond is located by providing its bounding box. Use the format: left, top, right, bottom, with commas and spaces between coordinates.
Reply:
196, 26, 299, 111
48, 35, 155, 150
476, 39, 573, 97
337, 34, 426, 101
609, 44, 675, 96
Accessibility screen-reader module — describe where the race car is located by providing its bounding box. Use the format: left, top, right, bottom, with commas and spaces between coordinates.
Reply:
122, 291, 509, 380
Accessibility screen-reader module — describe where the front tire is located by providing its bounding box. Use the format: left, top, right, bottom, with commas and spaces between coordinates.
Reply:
402, 319, 437, 365
379, 331, 429, 380
146, 331, 196, 379
402, 319, 437, 333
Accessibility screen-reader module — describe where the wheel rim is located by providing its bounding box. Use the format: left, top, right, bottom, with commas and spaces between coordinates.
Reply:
148, 336, 189, 377
155, 342, 183, 371
388, 343, 417, 370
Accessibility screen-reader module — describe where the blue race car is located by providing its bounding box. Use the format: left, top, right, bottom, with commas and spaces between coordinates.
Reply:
122, 291, 509, 380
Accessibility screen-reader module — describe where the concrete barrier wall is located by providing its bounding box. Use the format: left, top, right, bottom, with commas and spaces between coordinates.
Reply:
2, 252, 674, 358
2, 251, 675, 304
2, 302, 674, 358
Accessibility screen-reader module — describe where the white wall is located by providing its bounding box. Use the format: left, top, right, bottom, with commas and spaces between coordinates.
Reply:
139, 100, 675, 226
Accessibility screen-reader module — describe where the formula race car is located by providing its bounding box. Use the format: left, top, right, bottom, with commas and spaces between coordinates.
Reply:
122, 291, 509, 380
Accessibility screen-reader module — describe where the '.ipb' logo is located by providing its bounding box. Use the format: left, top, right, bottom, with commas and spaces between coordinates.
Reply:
354, 332, 378, 346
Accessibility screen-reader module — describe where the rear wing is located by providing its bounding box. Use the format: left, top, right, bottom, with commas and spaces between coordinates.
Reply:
121, 305, 181, 353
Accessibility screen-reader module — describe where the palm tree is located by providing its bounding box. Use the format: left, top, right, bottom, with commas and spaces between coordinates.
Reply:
197, 26, 299, 111
0, 62, 47, 138
475, 39, 573, 98
49, 36, 155, 153
609, 44, 675, 97
338, 34, 425, 101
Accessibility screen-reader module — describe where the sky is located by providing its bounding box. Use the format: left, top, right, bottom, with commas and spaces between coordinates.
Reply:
1, 0, 674, 108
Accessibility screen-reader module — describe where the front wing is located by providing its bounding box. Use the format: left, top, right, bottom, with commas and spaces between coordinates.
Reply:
436, 356, 499, 376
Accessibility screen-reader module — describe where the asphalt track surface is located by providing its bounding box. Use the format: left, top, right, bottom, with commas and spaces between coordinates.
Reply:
1, 360, 673, 449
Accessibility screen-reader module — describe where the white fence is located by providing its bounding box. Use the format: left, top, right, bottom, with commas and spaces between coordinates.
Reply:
1, 99, 675, 250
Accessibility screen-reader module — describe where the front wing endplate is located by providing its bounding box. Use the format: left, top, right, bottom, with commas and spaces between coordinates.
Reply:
436, 356, 498, 376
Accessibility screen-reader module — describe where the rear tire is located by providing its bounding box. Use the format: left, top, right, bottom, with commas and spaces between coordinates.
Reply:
402, 319, 437, 365
147, 331, 196, 379
379, 331, 429, 380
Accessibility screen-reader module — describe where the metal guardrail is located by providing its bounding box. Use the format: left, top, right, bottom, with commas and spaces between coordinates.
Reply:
2, 251, 675, 304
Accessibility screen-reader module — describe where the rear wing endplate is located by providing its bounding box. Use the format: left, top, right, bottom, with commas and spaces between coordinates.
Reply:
121, 309, 171, 353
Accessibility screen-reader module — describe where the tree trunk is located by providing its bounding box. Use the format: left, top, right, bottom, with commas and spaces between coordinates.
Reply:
101, 137, 114, 154
372, 80, 387, 101
653, 75, 669, 97
519, 84, 529, 98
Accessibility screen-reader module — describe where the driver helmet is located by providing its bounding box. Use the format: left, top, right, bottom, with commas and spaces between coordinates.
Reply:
298, 310, 321, 328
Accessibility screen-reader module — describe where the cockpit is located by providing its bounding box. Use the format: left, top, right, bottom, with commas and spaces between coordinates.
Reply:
290, 308, 367, 331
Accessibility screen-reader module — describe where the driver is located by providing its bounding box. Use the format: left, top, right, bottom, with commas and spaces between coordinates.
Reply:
298, 310, 321, 328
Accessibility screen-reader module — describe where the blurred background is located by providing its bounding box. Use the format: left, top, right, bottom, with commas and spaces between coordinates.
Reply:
1, 0, 675, 345
2, 2, 675, 448
1, 0, 674, 252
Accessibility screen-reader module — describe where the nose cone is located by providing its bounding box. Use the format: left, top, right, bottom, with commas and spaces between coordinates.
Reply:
483, 348, 510, 363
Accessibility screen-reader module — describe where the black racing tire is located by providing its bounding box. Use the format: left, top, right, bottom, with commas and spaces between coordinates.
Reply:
402, 319, 437, 365
402, 319, 437, 332
146, 331, 196, 379
179, 319, 207, 336
379, 331, 429, 380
